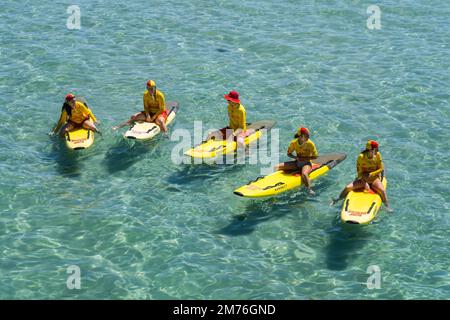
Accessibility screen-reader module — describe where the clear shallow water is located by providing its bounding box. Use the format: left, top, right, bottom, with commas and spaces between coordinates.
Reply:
0, 0, 449, 299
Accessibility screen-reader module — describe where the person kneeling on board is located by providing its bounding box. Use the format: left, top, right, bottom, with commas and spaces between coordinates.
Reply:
50, 93, 101, 138
113, 79, 168, 133
207, 90, 253, 147
275, 127, 318, 195
331, 140, 392, 211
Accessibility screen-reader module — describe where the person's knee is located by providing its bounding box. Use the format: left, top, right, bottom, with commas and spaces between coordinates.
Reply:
82, 122, 93, 129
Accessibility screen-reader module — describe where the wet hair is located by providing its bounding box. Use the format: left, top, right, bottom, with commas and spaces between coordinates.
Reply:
61, 102, 72, 117
294, 132, 309, 139
361, 147, 378, 155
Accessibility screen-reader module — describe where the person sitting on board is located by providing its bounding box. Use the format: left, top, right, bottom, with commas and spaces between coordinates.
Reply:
50, 93, 101, 138
331, 140, 392, 211
207, 91, 253, 147
112, 80, 168, 133
275, 127, 318, 195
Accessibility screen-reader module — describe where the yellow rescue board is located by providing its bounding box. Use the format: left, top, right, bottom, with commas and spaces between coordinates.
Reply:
184, 120, 276, 159
65, 128, 94, 150
234, 153, 347, 198
340, 176, 387, 225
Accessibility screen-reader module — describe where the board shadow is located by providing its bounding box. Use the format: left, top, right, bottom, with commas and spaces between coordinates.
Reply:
323, 218, 371, 271
103, 138, 155, 174
50, 138, 83, 178
166, 161, 247, 186
217, 180, 335, 237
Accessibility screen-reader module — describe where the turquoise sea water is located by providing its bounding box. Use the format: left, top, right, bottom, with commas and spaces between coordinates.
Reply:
0, 0, 449, 299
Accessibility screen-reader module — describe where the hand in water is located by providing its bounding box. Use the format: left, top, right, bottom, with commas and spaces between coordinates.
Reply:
385, 206, 394, 213
48, 132, 55, 137
329, 198, 339, 206
307, 189, 316, 196
112, 126, 118, 131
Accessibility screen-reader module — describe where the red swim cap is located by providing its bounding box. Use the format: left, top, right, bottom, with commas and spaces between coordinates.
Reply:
297, 127, 310, 137
65, 93, 75, 101
366, 140, 379, 150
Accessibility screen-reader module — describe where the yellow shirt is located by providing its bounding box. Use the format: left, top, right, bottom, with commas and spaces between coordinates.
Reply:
357, 152, 383, 178
143, 89, 166, 115
56, 101, 97, 128
228, 103, 246, 131
287, 139, 318, 158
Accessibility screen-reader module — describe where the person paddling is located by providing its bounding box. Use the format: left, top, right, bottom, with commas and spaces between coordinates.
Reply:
275, 127, 318, 195
113, 80, 168, 133
50, 94, 101, 138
